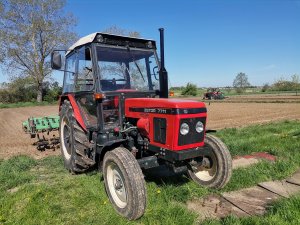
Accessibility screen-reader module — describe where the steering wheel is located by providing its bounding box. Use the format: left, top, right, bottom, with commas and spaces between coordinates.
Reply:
152, 66, 159, 80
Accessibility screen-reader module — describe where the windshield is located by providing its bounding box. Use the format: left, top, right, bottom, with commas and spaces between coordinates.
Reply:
96, 46, 160, 92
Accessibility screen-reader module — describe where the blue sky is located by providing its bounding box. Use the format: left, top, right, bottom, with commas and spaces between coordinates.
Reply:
1, 0, 300, 87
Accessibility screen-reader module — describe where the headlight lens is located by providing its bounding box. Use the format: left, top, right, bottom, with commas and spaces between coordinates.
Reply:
195, 121, 204, 133
96, 34, 104, 42
180, 123, 189, 135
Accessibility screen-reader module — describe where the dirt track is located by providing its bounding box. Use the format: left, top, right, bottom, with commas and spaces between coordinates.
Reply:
0, 102, 299, 159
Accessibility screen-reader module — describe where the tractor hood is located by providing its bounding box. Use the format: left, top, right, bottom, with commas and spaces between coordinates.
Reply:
125, 98, 207, 116
125, 98, 207, 151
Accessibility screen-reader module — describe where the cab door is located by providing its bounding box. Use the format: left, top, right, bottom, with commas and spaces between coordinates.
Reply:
74, 46, 98, 129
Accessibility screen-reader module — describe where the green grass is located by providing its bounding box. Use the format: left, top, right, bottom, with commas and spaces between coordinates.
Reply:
0, 120, 300, 224
0, 101, 57, 109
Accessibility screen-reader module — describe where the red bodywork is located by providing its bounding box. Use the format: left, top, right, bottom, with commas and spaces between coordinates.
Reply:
125, 98, 207, 151
59, 94, 87, 131
59, 94, 207, 151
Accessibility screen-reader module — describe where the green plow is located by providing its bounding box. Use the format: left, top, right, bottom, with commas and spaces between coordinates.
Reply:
22, 116, 60, 150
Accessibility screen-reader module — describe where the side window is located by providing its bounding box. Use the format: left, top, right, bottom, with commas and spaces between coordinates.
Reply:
129, 59, 148, 91
76, 46, 94, 91
63, 53, 76, 93
148, 55, 160, 90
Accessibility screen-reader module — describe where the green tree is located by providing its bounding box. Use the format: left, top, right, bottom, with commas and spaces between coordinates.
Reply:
0, 77, 36, 103
44, 81, 62, 102
261, 83, 270, 92
181, 83, 198, 96
0, 78, 61, 103
0, 0, 77, 102
272, 75, 300, 93
233, 72, 250, 94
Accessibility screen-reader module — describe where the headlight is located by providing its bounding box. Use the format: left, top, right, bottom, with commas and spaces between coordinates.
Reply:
195, 121, 204, 133
180, 123, 189, 135
96, 34, 104, 42
147, 41, 153, 48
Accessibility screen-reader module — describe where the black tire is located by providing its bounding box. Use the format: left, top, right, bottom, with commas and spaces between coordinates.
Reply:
188, 134, 232, 189
103, 147, 146, 220
59, 100, 95, 173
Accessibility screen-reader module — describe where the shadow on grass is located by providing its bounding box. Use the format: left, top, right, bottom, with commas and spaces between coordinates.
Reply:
143, 165, 190, 186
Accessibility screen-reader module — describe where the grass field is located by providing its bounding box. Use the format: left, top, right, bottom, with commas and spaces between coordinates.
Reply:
0, 120, 300, 224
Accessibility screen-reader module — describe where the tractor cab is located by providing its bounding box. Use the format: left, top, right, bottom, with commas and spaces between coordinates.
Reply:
52, 32, 164, 130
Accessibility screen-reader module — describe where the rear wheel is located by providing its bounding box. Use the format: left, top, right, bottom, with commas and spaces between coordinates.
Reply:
60, 100, 95, 173
103, 147, 146, 220
188, 134, 232, 189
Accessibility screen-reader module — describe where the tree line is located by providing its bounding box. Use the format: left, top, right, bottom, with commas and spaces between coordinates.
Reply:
0, 78, 62, 103
173, 72, 300, 96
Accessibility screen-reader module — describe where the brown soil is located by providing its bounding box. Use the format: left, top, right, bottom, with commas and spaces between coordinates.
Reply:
206, 102, 300, 129
0, 106, 59, 159
0, 100, 299, 159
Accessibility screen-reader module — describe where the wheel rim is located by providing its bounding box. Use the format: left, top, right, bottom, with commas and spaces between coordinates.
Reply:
106, 162, 127, 208
193, 153, 218, 182
60, 116, 71, 160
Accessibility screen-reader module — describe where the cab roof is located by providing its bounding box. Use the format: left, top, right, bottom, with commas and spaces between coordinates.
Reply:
67, 32, 156, 55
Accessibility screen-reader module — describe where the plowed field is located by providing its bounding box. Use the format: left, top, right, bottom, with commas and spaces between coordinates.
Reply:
0, 106, 59, 159
0, 102, 299, 159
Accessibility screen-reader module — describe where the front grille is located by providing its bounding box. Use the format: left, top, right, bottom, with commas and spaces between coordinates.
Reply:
153, 117, 166, 144
178, 117, 206, 146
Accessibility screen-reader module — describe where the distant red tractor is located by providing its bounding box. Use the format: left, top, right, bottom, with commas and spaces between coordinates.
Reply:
51, 28, 232, 220
203, 88, 225, 100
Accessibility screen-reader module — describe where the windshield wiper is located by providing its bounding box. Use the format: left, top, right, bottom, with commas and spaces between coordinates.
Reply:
126, 46, 145, 82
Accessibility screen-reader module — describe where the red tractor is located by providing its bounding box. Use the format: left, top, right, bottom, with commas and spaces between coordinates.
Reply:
51, 28, 232, 220
203, 88, 225, 100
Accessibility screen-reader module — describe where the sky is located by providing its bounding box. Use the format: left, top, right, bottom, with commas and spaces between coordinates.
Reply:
1, 0, 300, 87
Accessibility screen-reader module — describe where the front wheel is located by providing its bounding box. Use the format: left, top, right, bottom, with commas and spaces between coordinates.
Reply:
103, 147, 147, 220
187, 134, 232, 189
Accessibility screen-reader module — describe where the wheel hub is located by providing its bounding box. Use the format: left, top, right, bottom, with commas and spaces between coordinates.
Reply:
190, 154, 218, 182
107, 163, 127, 208
114, 177, 123, 191
201, 157, 212, 169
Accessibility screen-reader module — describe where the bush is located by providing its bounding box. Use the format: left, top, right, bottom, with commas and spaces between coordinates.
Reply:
0, 79, 62, 103
261, 83, 270, 92
181, 83, 197, 96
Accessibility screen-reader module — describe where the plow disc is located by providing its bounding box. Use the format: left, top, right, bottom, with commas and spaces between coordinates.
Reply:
22, 116, 60, 151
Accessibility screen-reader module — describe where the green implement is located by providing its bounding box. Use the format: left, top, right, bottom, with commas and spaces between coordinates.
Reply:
22, 116, 60, 150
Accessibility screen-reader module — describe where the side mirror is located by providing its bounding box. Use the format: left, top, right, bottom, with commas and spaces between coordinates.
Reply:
51, 51, 62, 70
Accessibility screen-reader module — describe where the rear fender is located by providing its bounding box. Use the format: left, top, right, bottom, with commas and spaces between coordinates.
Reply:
59, 94, 87, 131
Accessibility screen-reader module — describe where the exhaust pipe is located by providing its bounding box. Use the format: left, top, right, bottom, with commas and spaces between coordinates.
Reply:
159, 28, 168, 98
